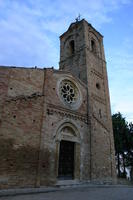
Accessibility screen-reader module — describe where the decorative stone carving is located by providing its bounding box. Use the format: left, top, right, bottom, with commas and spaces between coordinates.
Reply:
55, 122, 81, 143
47, 104, 88, 124
92, 93, 106, 105
60, 80, 78, 104
57, 77, 82, 110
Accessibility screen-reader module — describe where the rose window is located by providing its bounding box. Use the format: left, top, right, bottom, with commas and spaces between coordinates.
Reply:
60, 80, 78, 104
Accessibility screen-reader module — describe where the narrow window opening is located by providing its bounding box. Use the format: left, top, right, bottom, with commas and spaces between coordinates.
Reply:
91, 40, 96, 53
69, 40, 75, 55
99, 109, 102, 118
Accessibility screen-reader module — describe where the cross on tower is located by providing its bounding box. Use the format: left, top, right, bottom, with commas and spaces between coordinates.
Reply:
75, 14, 81, 22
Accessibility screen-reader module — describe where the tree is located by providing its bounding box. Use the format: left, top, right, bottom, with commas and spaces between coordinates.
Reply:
126, 123, 133, 167
112, 112, 133, 178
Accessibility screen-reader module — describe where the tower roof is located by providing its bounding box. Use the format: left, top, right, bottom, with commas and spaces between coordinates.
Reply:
60, 19, 103, 38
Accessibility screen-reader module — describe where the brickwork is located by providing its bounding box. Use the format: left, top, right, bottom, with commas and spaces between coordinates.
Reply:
59, 19, 116, 182
0, 19, 116, 189
0, 67, 45, 188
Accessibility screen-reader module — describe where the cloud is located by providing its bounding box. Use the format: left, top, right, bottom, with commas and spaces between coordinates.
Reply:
0, 0, 132, 68
111, 99, 133, 122
0, 0, 59, 67
0, 0, 132, 122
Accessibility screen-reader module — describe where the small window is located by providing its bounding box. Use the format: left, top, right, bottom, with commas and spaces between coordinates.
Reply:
99, 109, 102, 118
91, 40, 96, 53
69, 40, 75, 55
96, 83, 100, 90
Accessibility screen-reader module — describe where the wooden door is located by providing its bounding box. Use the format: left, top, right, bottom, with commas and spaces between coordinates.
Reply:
58, 140, 74, 179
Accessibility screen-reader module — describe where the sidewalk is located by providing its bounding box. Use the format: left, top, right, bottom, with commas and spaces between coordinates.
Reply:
0, 181, 132, 197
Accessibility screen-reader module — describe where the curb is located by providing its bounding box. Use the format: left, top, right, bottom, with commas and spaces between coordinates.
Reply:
0, 187, 60, 197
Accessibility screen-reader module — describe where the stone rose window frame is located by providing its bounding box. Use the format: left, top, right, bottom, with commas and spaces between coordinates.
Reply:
57, 76, 82, 110
60, 80, 78, 104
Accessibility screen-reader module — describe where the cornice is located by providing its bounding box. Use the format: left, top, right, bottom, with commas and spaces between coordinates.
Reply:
91, 68, 104, 79
91, 93, 106, 105
92, 114, 109, 132
47, 103, 89, 124
5, 92, 43, 102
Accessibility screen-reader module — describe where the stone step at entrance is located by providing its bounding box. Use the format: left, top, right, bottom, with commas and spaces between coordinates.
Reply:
56, 180, 91, 188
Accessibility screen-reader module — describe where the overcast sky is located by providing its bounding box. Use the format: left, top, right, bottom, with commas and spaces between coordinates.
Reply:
0, 0, 133, 122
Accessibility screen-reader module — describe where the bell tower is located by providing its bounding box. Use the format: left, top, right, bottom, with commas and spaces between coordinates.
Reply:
59, 19, 88, 83
59, 19, 116, 182
59, 19, 105, 83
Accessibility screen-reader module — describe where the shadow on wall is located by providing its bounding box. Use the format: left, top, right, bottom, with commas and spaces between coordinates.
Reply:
0, 138, 39, 188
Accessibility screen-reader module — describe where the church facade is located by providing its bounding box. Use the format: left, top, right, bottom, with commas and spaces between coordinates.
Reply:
0, 19, 116, 189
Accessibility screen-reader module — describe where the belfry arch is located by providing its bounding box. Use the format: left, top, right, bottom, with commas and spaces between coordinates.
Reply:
55, 122, 81, 180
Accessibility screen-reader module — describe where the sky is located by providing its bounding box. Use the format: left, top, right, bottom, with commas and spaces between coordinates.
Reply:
0, 0, 133, 122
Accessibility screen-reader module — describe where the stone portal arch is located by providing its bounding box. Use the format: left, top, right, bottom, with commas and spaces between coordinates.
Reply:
55, 122, 81, 143
55, 122, 81, 180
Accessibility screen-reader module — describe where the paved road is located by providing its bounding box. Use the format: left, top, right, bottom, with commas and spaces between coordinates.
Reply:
1, 187, 133, 200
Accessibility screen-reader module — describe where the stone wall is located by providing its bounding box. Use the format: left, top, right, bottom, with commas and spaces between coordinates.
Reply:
0, 67, 45, 188
59, 19, 116, 182
0, 67, 90, 188
0, 19, 117, 189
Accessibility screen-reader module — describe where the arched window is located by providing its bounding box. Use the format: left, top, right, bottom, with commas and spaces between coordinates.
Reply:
69, 40, 75, 55
91, 39, 96, 53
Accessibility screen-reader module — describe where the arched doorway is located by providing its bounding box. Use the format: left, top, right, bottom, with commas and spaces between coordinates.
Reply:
55, 123, 81, 180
